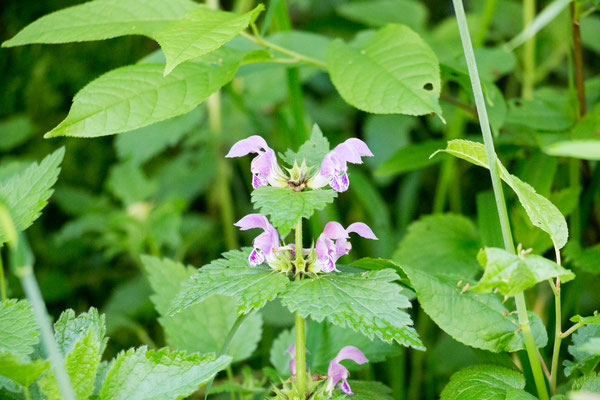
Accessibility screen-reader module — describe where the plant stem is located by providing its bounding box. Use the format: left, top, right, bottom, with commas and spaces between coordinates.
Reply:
240, 31, 327, 69
294, 218, 307, 397
549, 244, 562, 394
561, 322, 582, 339
522, 0, 536, 99
0, 250, 6, 301
451, 1, 549, 399
569, 1, 586, 118
475, 0, 498, 45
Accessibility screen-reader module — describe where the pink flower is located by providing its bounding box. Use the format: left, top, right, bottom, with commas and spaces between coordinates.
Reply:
315, 222, 377, 273
234, 214, 280, 266
326, 346, 368, 396
310, 138, 373, 192
226, 136, 284, 188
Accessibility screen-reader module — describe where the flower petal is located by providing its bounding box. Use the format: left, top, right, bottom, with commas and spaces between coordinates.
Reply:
234, 214, 271, 231
339, 378, 354, 395
323, 221, 349, 240
334, 138, 373, 164
226, 135, 269, 157
346, 222, 378, 240
333, 345, 369, 365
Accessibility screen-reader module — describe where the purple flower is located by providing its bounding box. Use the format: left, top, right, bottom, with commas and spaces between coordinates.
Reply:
315, 222, 378, 273
226, 135, 285, 188
326, 346, 368, 396
234, 214, 280, 266
310, 138, 373, 192
286, 343, 296, 376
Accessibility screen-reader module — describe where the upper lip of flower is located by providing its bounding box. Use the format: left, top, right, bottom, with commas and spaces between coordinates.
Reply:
326, 346, 368, 396
234, 213, 280, 266
315, 221, 378, 273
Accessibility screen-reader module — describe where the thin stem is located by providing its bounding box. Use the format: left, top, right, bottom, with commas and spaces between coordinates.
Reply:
561, 322, 582, 339
0, 250, 6, 301
226, 366, 236, 400
439, 93, 478, 120
538, 349, 551, 381
522, 0, 536, 99
569, 1, 586, 118
549, 243, 562, 394
451, 1, 549, 399
240, 31, 327, 69
475, 0, 498, 45
294, 219, 307, 397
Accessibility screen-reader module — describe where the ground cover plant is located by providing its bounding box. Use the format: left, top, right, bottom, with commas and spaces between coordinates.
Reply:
0, 0, 599, 398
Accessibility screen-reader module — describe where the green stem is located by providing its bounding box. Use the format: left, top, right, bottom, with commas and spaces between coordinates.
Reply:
226, 366, 236, 400
475, 0, 498, 45
23, 386, 31, 400
294, 219, 307, 397
0, 249, 6, 301
569, 1, 586, 118
522, 0, 536, 99
549, 244, 562, 394
240, 31, 327, 69
451, 1, 549, 399
561, 321, 582, 339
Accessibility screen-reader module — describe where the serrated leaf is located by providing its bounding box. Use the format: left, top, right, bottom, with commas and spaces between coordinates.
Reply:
0, 299, 38, 359
565, 325, 600, 377
0, 350, 48, 387
572, 372, 600, 393
281, 124, 330, 168
251, 187, 337, 237
433, 139, 568, 248
571, 315, 600, 325
99, 347, 231, 400
338, 381, 394, 400
375, 140, 446, 177
169, 248, 290, 315
280, 269, 423, 350
1, 0, 198, 47
155, 4, 263, 75
327, 24, 441, 116
472, 247, 575, 296
45, 48, 244, 138
441, 365, 533, 400
336, 0, 428, 32
400, 264, 547, 352
0, 148, 64, 243
142, 255, 262, 362
54, 307, 107, 357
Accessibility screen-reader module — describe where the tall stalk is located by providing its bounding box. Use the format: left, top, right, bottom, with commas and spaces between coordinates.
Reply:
522, 0, 536, 99
451, 1, 549, 399
294, 219, 307, 396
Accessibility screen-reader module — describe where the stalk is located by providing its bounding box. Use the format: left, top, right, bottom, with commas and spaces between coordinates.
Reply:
294, 219, 307, 396
451, 2, 549, 399
0, 250, 6, 301
522, 0, 536, 99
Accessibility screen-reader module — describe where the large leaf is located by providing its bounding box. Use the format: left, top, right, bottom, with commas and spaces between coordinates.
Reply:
327, 24, 441, 116
169, 248, 290, 315
142, 255, 262, 362
2, 0, 198, 46
0, 148, 64, 243
155, 5, 263, 74
44, 48, 244, 138
401, 263, 547, 352
441, 365, 536, 400
0, 299, 38, 359
280, 269, 424, 350
99, 347, 231, 400
472, 247, 575, 296
336, 0, 428, 32
433, 139, 568, 248
251, 187, 337, 237
0, 350, 48, 388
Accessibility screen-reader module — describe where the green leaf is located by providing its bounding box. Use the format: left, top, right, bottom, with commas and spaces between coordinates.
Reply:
441, 365, 534, 400
539, 107, 600, 160
115, 107, 203, 165
433, 139, 568, 248
2, 0, 198, 47
571, 314, 600, 326
336, 0, 428, 32
375, 140, 446, 177
472, 247, 575, 296
0, 350, 48, 387
506, 91, 574, 132
0, 299, 38, 359
280, 269, 424, 350
266, 31, 331, 65
565, 325, 600, 377
394, 214, 481, 280
572, 372, 600, 393
327, 24, 441, 117
53, 307, 107, 357
251, 187, 337, 237
0, 148, 64, 243
155, 5, 263, 75
99, 347, 231, 400
281, 124, 330, 168
44, 48, 244, 138
169, 248, 290, 315
106, 162, 156, 205
0, 115, 34, 151
568, 243, 600, 274
339, 381, 394, 400
142, 255, 262, 362
400, 263, 547, 352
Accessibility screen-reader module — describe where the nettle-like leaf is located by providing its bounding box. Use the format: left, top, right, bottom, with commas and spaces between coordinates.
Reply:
433, 139, 568, 249
0, 350, 48, 388
472, 247, 575, 296
333, 381, 395, 400
280, 269, 424, 350
440, 365, 536, 400
572, 372, 600, 393
44, 48, 245, 138
327, 24, 441, 116
54, 307, 107, 357
281, 124, 330, 168
0, 148, 64, 243
142, 255, 262, 362
99, 347, 231, 400
0, 299, 38, 359
169, 248, 290, 315
251, 187, 337, 237
155, 4, 263, 74
564, 325, 600, 377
